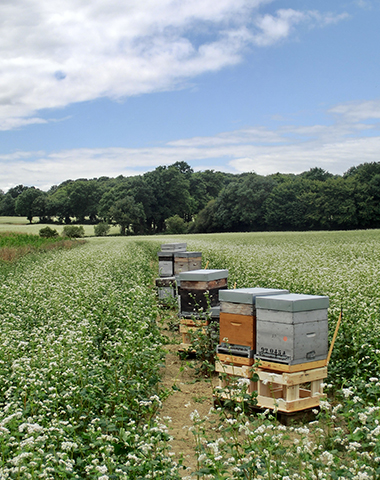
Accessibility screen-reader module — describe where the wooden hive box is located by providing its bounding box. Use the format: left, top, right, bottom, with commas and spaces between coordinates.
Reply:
255, 294, 329, 367
173, 251, 202, 275
217, 288, 289, 366
178, 269, 228, 317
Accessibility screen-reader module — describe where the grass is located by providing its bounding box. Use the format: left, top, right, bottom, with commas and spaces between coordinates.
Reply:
0, 231, 86, 264
0, 216, 120, 236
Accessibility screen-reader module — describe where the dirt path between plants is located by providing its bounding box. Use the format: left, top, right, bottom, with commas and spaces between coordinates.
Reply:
159, 331, 218, 475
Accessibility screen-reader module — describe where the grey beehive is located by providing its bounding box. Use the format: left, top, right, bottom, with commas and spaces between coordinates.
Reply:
160, 243, 187, 252
255, 293, 329, 365
157, 252, 174, 277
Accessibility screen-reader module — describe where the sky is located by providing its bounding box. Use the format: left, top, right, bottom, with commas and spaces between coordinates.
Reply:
1, 0, 380, 192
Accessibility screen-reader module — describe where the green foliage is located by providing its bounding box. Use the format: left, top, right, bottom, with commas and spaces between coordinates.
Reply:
94, 221, 111, 236
66, 179, 101, 222
15, 187, 46, 223
62, 225, 85, 238
214, 173, 276, 231
0, 193, 16, 216
189, 199, 218, 233
165, 214, 188, 234
182, 319, 220, 377
0, 231, 80, 264
5, 160, 380, 233
108, 196, 146, 235
39, 226, 59, 238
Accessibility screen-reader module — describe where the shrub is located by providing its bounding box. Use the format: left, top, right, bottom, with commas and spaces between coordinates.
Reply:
39, 226, 59, 238
94, 222, 110, 236
62, 225, 85, 238
165, 215, 187, 234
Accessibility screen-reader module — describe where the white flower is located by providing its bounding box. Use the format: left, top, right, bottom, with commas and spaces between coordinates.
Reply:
96, 465, 108, 474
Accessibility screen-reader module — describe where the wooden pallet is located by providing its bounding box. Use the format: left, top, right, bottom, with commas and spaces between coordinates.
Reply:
257, 359, 327, 373
215, 360, 257, 394
179, 324, 207, 345
215, 360, 327, 413
215, 359, 253, 377
216, 353, 254, 366
256, 367, 327, 413
215, 360, 257, 393
180, 318, 210, 327
213, 396, 319, 426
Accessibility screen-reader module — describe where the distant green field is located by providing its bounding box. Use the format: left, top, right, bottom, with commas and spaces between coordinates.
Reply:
0, 217, 120, 236
0, 216, 30, 225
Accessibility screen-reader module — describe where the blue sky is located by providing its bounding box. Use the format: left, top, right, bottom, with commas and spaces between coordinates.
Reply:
1, 0, 380, 191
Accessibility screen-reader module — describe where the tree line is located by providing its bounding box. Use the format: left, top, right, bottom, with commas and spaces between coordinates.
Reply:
1, 161, 380, 234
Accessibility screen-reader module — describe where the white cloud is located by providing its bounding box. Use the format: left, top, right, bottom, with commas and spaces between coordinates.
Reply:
0, 0, 348, 130
328, 100, 380, 122
2, 98, 380, 191
251, 9, 349, 46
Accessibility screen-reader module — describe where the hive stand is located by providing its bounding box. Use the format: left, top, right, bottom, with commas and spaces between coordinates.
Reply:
179, 324, 207, 350
215, 359, 327, 414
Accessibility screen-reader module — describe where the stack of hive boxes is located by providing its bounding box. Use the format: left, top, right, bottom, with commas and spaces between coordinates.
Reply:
215, 288, 288, 394
156, 243, 186, 303
155, 243, 202, 304
215, 290, 330, 414
254, 293, 329, 413
178, 269, 228, 348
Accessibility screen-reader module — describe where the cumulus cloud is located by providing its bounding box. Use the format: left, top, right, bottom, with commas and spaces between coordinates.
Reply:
0, 0, 348, 130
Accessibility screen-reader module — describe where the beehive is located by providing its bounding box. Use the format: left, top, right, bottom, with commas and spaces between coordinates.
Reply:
178, 269, 228, 317
173, 251, 202, 275
160, 243, 187, 252
255, 293, 329, 366
217, 288, 289, 365
158, 252, 174, 277
158, 243, 187, 277
155, 276, 176, 302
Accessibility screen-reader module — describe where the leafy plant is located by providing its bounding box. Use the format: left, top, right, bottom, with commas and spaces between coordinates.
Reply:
39, 225, 59, 238
62, 225, 85, 238
94, 221, 111, 236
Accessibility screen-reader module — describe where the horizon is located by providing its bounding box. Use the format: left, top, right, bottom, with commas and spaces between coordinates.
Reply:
1, 0, 380, 192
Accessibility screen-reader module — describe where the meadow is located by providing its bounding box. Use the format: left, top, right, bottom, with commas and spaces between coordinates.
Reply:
0, 226, 379, 479
0, 217, 119, 237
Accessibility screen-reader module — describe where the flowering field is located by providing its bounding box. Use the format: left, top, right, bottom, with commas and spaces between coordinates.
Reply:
162, 230, 380, 479
0, 237, 179, 479
1, 230, 380, 479
181, 230, 380, 388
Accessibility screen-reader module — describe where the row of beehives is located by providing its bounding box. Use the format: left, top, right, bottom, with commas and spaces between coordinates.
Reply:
155, 244, 329, 415
177, 267, 329, 368
155, 244, 329, 368
155, 242, 202, 299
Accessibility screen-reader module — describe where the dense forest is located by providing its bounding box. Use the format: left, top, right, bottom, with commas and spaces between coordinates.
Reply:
1, 160, 380, 234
